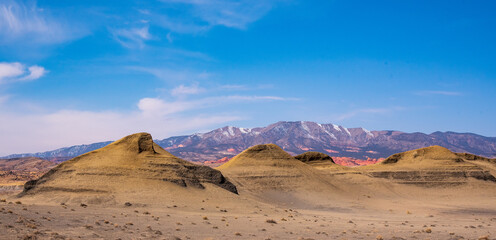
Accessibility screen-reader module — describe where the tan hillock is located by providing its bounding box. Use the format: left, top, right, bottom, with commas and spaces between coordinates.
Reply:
217, 144, 341, 198
358, 145, 496, 185
19, 133, 237, 205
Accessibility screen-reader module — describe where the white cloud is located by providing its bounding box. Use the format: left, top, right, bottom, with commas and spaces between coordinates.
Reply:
0, 109, 241, 156
112, 25, 152, 48
137, 97, 198, 117
138, 94, 293, 117
0, 62, 47, 84
0, 1, 84, 44
171, 83, 205, 96
0, 62, 24, 80
20, 65, 48, 81
0, 93, 294, 155
414, 90, 462, 96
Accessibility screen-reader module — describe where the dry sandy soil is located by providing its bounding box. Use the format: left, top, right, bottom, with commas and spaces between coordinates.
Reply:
1, 185, 495, 240
0, 134, 495, 240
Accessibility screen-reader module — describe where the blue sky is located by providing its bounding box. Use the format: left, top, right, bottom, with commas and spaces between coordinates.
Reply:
1, 0, 495, 155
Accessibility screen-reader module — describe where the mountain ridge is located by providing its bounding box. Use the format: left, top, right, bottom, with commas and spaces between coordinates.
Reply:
3, 121, 496, 166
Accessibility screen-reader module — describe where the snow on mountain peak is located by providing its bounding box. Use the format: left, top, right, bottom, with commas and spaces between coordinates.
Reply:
239, 127, 251, 134
361, 127, 374, 137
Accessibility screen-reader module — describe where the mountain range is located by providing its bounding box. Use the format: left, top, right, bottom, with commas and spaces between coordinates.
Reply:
3, 121, 496, 166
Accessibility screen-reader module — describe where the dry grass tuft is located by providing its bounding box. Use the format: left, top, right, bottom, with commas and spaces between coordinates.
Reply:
266, 219, 277, 224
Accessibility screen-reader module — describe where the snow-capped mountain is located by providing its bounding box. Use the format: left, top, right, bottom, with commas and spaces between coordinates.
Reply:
4, 121, 496, 166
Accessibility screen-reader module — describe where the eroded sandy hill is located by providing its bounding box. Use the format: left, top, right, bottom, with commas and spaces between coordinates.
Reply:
19, 133, 238, 205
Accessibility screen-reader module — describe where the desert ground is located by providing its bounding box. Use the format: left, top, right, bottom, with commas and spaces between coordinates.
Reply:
0, 133, 495, 240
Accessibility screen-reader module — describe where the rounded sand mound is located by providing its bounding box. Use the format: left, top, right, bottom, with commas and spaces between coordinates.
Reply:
217, 144, 341, 197
20, 133, 237, 204
380, 145, 463, 166
360, 145, 496, 185
217, 144, 297, 169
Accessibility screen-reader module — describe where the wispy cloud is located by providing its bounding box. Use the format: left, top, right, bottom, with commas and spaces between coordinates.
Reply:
154, 0, 278, 33
128, 66, 211, 82
336, 107, 404, 121
222, 95, 297, 101
0, 109, 241, 156
0, 95, 9, 105
218, 84, 274, 91
0, 0, 85, 45
171, 83, 205, 96
0, 92, 295, 155
414, 90, 463, 96
138, 94, 296, 117
111, 25, 152, 49
219, 84, 248, 90
0, 62, 47, 84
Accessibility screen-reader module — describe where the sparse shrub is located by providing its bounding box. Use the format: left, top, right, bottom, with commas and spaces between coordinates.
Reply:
425, 228, 432, 233
15, 201, 22, 205
202, 216, 208, 220
234, 232, 242, 236
266, 219, 277, 224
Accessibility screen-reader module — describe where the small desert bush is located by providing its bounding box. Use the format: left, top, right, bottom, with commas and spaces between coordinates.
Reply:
266, 219, 277, 224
